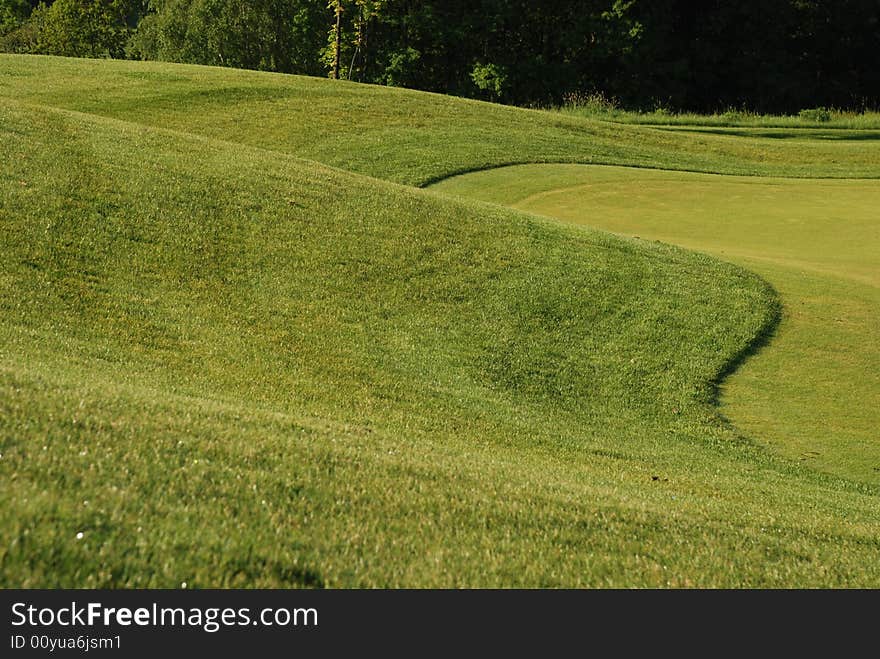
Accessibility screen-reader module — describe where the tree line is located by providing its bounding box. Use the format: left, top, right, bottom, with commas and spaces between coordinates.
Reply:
2, 0, 878, 113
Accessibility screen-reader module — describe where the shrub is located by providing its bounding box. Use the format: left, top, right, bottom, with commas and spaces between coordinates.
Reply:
381, 48, 422, 87
721, 108, 746, 122
799, 107, 832, 122
0, 0, 140, 58
562, 90, 618, 114
470, 62, 508, 102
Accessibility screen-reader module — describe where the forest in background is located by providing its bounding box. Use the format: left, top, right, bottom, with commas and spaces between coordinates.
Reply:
1, 0, 878, 113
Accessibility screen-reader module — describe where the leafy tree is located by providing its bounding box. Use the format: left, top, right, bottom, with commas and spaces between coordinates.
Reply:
322, 0, 388, 80
1, 0, 33, 32
470, 62, 507, 102
0, 0, 39, 51
4, 0, 877, 113
1, 0, 144, 57
130, 0, 326, 75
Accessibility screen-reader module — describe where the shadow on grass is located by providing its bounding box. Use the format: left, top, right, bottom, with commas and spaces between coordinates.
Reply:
710, 277, 783, 426
656, 127, 880, 141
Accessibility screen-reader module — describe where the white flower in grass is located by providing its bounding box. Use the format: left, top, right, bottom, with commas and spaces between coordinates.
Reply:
76, 532, 84, 540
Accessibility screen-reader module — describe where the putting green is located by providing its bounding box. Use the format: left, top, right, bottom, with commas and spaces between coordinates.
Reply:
432, 165, 880, 484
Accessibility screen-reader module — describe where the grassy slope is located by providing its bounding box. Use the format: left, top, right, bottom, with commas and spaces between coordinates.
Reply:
433, 166, 880, 484
1, 57, 879, 586
3, 55, 880, 185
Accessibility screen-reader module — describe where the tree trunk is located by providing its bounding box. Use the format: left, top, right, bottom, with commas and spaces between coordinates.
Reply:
333, 3, 343, 80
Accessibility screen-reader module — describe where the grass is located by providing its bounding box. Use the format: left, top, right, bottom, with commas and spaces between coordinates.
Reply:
3, 55, 880, 184
1, 55, 880, 587
557, 95, 880, 130
433, 166, 880, 485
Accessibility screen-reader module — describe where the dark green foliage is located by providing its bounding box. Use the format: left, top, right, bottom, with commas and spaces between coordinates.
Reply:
1, 1, 878, 126
614, 0, 880, 113
129, 0, 326, 75
0, 0, 40, 52
301, 0, 880, 112
798, 107, 832, 122
0, 0, 145, 57
469, 62, 507, 102
0, 0, 32, 31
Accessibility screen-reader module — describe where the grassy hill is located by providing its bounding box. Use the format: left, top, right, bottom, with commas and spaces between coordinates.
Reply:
4, 55, 880, 185
434, 166, 880, 485
1, 56, 879, 587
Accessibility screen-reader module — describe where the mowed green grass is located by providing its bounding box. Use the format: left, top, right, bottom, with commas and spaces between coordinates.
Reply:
433, 165, 880, 484
1, 57, 880, 587
3, 55, 880, 185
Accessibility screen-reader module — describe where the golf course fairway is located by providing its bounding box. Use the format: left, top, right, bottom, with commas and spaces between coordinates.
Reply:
2, 56, 879, 587
433, 165, 880, 484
